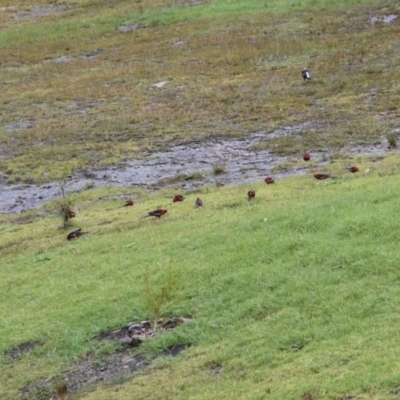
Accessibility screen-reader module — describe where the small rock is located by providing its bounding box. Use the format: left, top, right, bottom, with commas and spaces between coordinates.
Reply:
370, 14, 398, 25
118, 24, 140, 33
44, 56, 73, 64
119, 336, 142, 346
383, 14, 397, 24
152, 81, 169, 89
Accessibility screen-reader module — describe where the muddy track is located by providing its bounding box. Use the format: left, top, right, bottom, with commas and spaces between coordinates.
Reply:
0, 124, 394, 214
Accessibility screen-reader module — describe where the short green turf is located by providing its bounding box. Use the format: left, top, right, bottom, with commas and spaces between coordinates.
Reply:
2, 158, 400, 399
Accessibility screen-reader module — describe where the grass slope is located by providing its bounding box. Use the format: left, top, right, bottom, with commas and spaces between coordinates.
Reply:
1, 0, 399, 182
2, 163, 400, 399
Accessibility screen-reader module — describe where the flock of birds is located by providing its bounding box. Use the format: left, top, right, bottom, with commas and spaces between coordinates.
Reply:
65, 68, 360, 241
65, 195, 204, 240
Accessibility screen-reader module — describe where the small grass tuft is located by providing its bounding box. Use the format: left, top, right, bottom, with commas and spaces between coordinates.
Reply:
386, 132, 397, 149
213, 156, 231, 175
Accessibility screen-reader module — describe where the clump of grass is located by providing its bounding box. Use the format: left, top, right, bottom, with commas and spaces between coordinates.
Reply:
272, 159, 305, 173
213, 165, 226, 175
56, 170, 75, 228
140, 265, 178, 332
213, 156, 231, 175
157, 171, 206, 186
386, 132, 397, 149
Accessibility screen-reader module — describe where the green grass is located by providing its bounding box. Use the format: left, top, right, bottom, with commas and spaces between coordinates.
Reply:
0, 0, 376, 50
2, 160, 400, 399
2, 0, 400, 398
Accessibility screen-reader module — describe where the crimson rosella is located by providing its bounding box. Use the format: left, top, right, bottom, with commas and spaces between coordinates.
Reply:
67, 229, 88, 241
313, 173, 336, 180
247, 190, 256, 199
347, 166, 359, 173
120, 199, 134, 207
141, 209, 168, 219
264, 177, 275, 185
173, 195, 185, 203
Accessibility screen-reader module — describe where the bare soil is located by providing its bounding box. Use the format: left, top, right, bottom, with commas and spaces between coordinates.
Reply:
16, 318, 189, 400
3, 340, 42, 363
19, 345, 187, 400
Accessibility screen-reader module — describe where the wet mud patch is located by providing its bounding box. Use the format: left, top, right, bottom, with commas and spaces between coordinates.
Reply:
3, 340, 42, 363
20, 319, 190, 399
0, 124, 397, 214
20, 352, 150, 400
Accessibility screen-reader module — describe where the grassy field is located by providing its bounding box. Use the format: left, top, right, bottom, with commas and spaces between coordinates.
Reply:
0, 0, 399, 183
2, 159, 400, 399
2, 0, 400, 399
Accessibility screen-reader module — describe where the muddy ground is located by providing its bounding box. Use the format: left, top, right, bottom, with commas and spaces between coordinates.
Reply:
11, 318, 189, 400
0, 123, 395, 215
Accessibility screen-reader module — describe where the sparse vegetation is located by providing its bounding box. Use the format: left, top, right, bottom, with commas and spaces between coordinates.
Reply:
140, 265, 179, 332
213, 156, 231, 175
2, 0, 400, 399
386, 131, 397, 148
56, 171, 75, 228
1, 0, 399, 183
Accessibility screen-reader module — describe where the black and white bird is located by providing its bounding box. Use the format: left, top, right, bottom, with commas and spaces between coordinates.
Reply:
302, 68, 311, 80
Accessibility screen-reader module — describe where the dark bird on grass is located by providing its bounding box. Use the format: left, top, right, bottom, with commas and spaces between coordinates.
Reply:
347, 166, 359, 173
61, 205, 75, 221
194, 197, 203, 208
120, 199, 134, 207
264, 177, 275, 185
67, 209, 75, 218
303, 152, 311, 161
141, 209, 168, 219
173, 195, 185, 203
67, 228, 88, 241
247, 189, 256, 200
313, 173, 336, 180
302, 67, 311, 80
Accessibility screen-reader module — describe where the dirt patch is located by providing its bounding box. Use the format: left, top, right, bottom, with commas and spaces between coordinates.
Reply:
95, 317, 191, 346
20, 345, 187, 400
19, 318, 189, 399
3, 340, 42, 363
0, 125, 396, 214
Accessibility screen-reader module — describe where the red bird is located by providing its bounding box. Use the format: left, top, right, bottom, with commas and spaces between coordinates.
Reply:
303, 152, 311, 161
120, 199, 134, 207
67, 229, 87, 241
247, 189, 256, 199
313, 173, 333, 180
347, 166, 359, 173
194, 197, 203, 208
67, 209, 75, 218
173, 195, 185, 203
264, 177, 275, 185
141, 209, 168, 219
